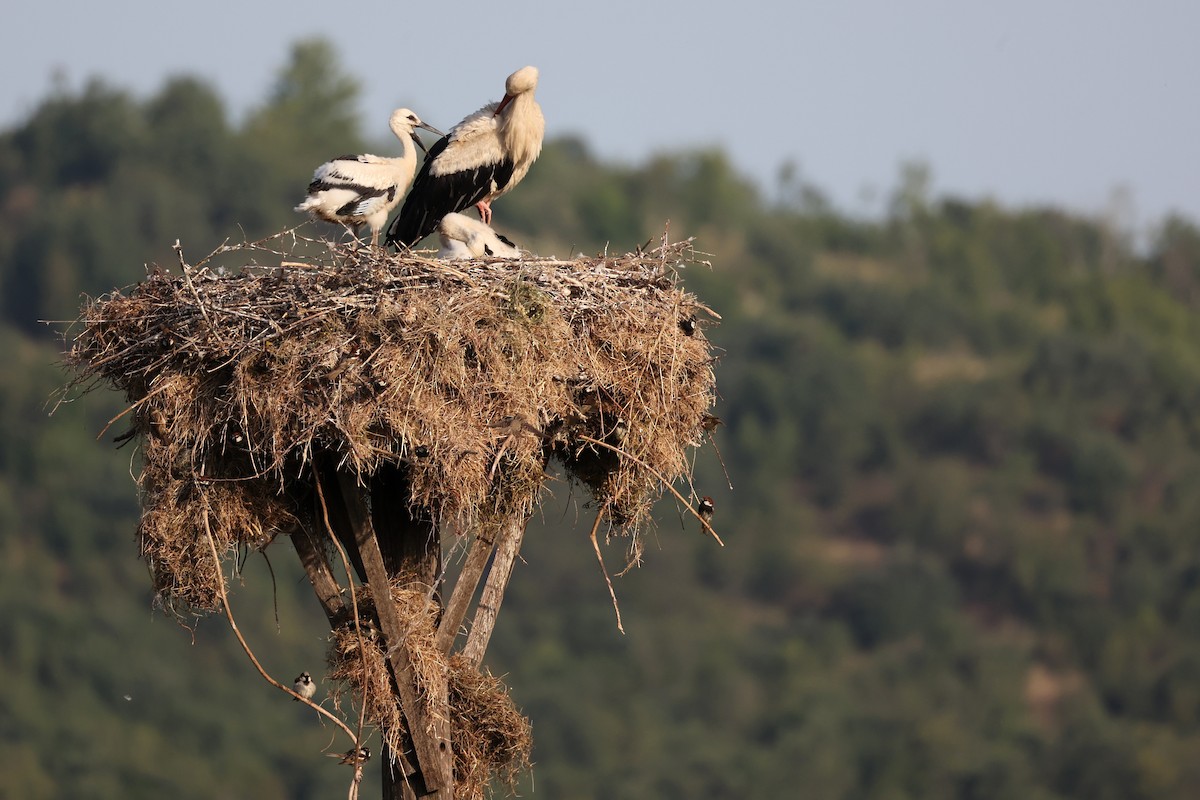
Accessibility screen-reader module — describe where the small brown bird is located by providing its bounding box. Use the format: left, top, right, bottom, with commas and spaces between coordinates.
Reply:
293, 671, 316, 702
697, 496, 715, 526
331, 746, 371, 765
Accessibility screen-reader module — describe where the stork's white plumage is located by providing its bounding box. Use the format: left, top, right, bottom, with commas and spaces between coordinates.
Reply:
295, 109, 441, 247
436, 212, 521, 259
387, 66, 544, 248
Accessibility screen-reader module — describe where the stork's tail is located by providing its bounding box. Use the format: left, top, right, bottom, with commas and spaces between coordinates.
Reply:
385, 205, 438, 249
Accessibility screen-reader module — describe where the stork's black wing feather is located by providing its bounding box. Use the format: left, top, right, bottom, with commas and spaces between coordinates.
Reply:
306, 178, 389, 202
386, 136, 515, 248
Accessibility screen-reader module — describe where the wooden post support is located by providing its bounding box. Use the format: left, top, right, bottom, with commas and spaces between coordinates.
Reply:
290, 528, 346, 627
461, 514, 529, 667
334, 471, 454, 798
435, 522, 499, 653
369, 465, 444, 800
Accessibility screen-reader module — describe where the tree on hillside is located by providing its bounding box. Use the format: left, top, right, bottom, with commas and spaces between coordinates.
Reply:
236, 39, 365, 233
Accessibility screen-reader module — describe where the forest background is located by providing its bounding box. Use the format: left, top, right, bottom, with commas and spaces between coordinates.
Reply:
3, 40, 1200, 799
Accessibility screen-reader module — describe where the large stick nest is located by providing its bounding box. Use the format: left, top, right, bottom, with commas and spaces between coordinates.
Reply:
67, 234, 720, 611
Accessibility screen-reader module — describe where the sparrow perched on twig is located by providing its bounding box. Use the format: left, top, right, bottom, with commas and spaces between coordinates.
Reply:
331, 746, 371, 765
293, 672, 316, 702
697, 496, 715, 527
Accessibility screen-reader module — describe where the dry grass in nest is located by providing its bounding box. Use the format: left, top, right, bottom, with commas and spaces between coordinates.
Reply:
448, 654, 532, 799
326, 580, 531, 796
327, 579, 444, 757
66, 231, 719, 611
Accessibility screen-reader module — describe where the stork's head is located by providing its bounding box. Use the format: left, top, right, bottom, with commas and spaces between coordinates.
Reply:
495, 66, 539, 115
505, 66, 539, 95
388, 108, 444, 152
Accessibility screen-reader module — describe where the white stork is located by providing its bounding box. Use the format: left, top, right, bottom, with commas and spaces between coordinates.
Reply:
387, 66, 544, 248
436, 212, 521, 259
295, 108, 442, 247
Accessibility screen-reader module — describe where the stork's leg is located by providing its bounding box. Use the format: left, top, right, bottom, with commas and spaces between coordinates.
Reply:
370, 228, 381, 249
475, 200, 492, 226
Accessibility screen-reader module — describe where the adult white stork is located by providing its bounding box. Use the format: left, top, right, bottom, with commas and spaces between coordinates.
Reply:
295, 108, 442, 247
436, 212, 521, 259
386, 66, 544, 248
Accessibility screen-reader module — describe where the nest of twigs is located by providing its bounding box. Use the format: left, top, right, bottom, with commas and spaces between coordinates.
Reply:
326, 578, 532, 797
66, 232, 719, 610
447, 654, 532, 796
65, 230, 718, 796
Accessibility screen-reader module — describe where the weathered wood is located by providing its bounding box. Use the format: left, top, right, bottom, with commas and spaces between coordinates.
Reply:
315, 460, 369, 583
289, 528, 345, 627
370, 465, 440, 587
382, 742, 420, 800
335, 471, 454, 798
461, 514, 529, 666
370, 464, 446, 800
435, 523, 499, 653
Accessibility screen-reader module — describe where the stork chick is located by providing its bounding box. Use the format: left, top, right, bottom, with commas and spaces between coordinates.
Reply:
387, 66, 544, 248
295, 109, 442, 248
436, 212, 521, 259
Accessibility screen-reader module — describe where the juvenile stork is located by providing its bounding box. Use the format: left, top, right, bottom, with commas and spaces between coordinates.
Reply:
436, 212, 521, 259
386, 66, 544, 248
295, 108, 442, 247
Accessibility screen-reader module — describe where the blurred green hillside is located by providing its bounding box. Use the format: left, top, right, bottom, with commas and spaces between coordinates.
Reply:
3, 39, 1200, 799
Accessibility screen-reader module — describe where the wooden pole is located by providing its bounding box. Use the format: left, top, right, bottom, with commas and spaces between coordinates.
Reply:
289, 526, 346, 627
369, 465, 446, 800
435, 522, 499, 653
461, 514, 529, 667
332, 470, 454, 799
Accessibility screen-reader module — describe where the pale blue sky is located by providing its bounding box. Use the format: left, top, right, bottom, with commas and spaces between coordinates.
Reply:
6, 1, 1198, 230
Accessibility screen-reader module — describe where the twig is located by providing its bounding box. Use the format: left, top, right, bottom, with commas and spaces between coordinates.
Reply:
94, 381, 173, 441
261, 549, 280, 630
197, 493, 357, 743
707, 431, 734, 491
577, 435, 724, 546
588, 507, 624, 634
174, 239, 215, 332
314, 473, 373, 798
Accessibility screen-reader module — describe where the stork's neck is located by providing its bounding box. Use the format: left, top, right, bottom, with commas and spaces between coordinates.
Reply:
403, 133, 420, 166
500, 94, 545, 167
391, 126, 419, 169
